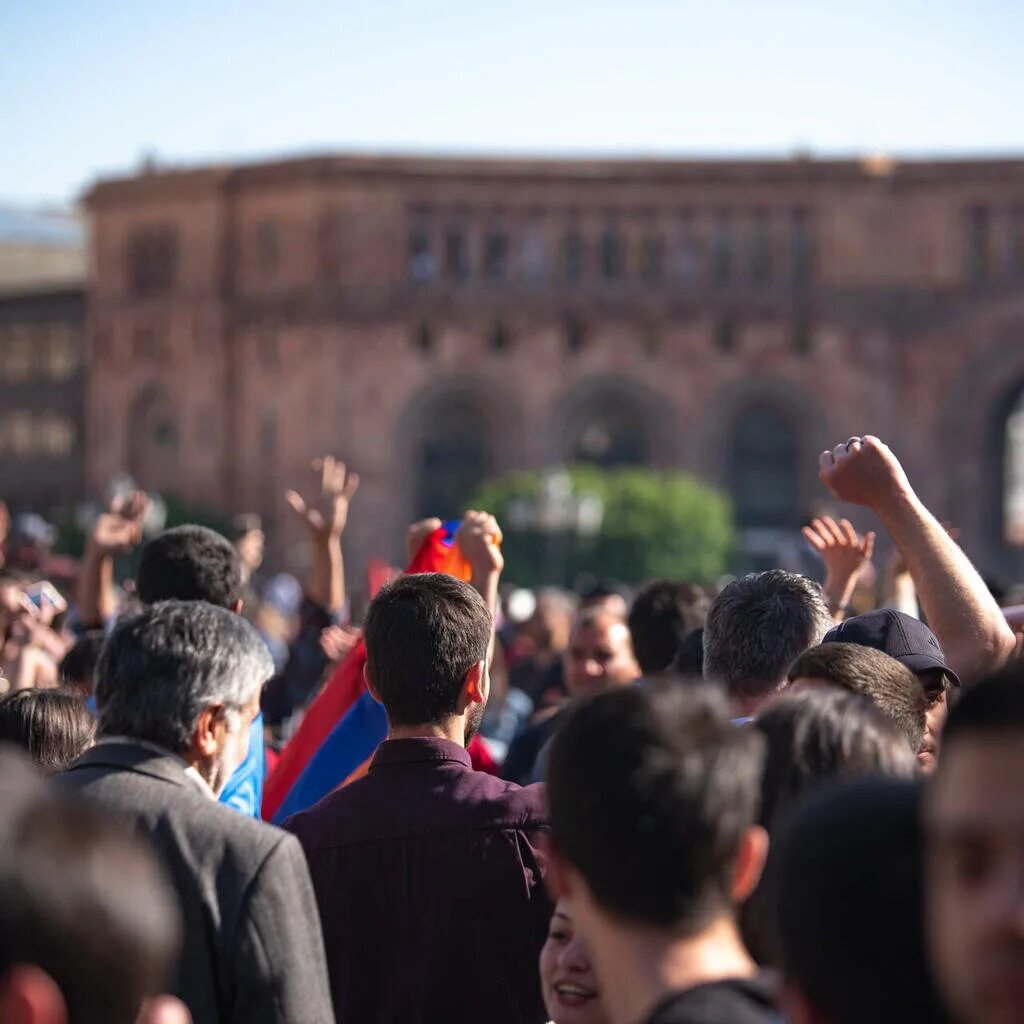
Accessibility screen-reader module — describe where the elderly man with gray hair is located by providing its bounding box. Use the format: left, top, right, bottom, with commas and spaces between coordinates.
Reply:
57, 600, 335, 1024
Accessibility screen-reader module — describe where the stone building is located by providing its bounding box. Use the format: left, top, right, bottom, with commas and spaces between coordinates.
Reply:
83, 154, 1024, 584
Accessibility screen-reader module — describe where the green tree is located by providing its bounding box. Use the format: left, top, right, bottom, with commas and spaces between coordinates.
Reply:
471, 466, 734, 587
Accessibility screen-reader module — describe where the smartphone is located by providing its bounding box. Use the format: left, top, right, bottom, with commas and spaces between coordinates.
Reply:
24, 581, 68, 615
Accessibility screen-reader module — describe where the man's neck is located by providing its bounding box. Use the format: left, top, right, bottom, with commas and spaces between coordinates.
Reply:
588, 914, 756, 1024
388, 720, 467, 746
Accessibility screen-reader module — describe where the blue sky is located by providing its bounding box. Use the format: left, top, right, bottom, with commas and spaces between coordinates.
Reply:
2, 0, 1021, 204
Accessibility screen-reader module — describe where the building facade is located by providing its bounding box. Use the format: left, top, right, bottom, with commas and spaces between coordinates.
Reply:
83, 154, 1024, 583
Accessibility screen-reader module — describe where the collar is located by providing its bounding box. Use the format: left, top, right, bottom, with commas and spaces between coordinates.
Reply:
81, 737, 216, 800
370, 737, 473, 771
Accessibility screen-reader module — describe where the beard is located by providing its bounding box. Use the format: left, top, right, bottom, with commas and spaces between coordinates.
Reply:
464, 701, 486, 747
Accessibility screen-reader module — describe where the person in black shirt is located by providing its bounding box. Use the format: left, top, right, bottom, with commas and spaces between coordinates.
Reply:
545, 682, 779, 1024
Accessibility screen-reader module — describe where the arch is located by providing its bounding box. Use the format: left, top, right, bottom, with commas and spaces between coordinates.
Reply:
553, 376, 678, 469
728, 404, 800, 530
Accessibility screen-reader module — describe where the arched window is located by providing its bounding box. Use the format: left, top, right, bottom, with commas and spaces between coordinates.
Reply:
568, 391, 648, 467
1005, 390, 1024, 546
730, 405, 799, 530
415, 397, 490, 520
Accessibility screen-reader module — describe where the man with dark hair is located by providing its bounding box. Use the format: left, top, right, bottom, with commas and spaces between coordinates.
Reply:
776, 778, 950, 1024
503, 606, 640, 784
628, 580, 709, 677
136, 524, 243, 609
703, 570, 832, 715
924, 659, 1024, 1024
57, 601, 334, 1024
546, 683, 777, 1024
287, 539, 551, 1024
787, 641, 926, 753
0, 748, 183, 1024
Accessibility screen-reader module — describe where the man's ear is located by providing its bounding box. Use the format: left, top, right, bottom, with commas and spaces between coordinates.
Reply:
0, 964, 68, 1024
363, 663, 382, 705
732, 824, 769, 903
230, 598, 244, 615
193, 704, 227, 758
462, 661, 486, 705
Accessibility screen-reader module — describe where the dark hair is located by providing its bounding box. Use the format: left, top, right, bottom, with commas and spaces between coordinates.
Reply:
628, 580, 709, 674
941, 657, 1024, 748
547, 682, 765, 932
775, 778, 951, 1024
59, 630, 108, 695
97, 601, 272, 752
0, 689, 95, 773
137, 525, 242, 608
672, 627, 706, 677
0, 752, 180, 1024
363, 573, 492, 727
703, 570, 832, 704
754, 689, 918, 833
788, 642, 926, 753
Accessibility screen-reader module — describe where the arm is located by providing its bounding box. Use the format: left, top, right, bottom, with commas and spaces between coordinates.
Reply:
455, 510, 504, 665
233, 836, 336, 1024
285, 457, 359, 616
819, 435, 1017, 683
801, 515, 875, 622
76, 492, 149, 629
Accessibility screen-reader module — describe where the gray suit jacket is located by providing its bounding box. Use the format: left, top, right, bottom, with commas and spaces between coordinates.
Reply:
57, 741, 335, 1024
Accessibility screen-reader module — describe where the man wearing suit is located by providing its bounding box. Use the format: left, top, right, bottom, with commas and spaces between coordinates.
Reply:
57, 600, 334, 1024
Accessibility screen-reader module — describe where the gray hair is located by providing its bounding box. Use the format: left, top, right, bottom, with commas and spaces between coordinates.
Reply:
96, 600, 273, 753
703, 570, 832, 704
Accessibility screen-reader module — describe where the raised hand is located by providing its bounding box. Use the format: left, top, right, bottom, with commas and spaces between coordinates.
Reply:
818, 436, 912, 511
455, 510, 504, 577
803, 516, 875, 585
91, 491, 150, 555
405, 518, 443, 565
319, 624, 361, 666
285, 457, 360, 542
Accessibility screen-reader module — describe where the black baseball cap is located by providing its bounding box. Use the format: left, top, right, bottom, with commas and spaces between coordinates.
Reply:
823, 609, 960, 687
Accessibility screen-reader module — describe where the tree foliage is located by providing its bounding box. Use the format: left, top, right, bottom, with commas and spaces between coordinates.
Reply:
471, 465, 734, 587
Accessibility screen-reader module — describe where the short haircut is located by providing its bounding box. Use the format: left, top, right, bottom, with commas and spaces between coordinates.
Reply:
363, 573, 492, 727
547, 682, 765, 932
628, 580, 710, 674
788, 642, 926, 753
59, 629, 108, 690
97, 600, 273, 753
703, 570, 832, 704
775, 778, 949, 1024
137, 525, 242, 608
754, 689, 919, 833
940, 657, 1024, 749
0, 689, 95, 773
0, 753, 180, 1024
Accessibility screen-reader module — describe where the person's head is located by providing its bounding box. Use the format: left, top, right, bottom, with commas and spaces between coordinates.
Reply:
58, 631, 107, 698
563, 609, 640, 699
824, 609, 959, 772
578, 584, 629, 621
547, 683, 767, 948
671, 627, 706, 678
754, 688, 918, 834
362, 573, 492, 742
924, 659, 1024, 1024
776, 778, 950, 1024
627, 580, 709, 675
136, 525, 243, 611
0, 690, 95, 774
539, 899, 610, 1024
788, 642, 926, 754
6, 513, 55, 573
0, 749, 180, 1024
96, 601, 271, 794
703, 570, 832, 713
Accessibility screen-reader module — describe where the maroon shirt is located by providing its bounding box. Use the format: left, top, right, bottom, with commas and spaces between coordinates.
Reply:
286, 737, 551, 1024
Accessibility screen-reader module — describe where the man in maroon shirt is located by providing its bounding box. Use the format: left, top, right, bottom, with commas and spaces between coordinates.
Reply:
286, 555, 551, 1024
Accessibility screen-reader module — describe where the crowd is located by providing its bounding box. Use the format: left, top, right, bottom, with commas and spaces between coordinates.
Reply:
1, 433, 1024, 1024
